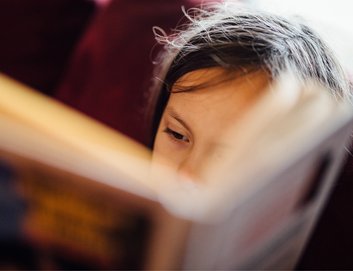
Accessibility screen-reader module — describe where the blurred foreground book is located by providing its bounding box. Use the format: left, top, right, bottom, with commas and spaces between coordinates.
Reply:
0, 74, 352, 270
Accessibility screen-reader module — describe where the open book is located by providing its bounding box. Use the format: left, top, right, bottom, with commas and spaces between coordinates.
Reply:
0, 73, 352, 270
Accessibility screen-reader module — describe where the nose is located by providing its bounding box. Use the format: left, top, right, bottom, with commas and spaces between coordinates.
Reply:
177, 151, 204, 180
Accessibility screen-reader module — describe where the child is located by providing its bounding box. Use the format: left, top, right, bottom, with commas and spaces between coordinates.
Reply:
149, 2, 351, 178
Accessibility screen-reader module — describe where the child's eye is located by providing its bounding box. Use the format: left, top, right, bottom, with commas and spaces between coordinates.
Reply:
164, 127, 190, 143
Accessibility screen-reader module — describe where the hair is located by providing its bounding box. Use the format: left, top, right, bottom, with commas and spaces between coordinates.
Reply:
147, 1, 351, 147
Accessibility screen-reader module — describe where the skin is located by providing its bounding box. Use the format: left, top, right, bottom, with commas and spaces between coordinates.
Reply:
153, 67, 270, 180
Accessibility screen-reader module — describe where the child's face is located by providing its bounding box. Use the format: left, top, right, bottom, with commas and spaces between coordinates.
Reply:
153, 67, 270, 180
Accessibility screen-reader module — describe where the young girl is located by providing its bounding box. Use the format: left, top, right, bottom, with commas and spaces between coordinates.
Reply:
149, 2, 351, 178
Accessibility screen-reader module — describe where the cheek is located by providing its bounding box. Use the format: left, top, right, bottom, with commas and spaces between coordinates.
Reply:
152, 130, 186, 171
152, 131, 167, 158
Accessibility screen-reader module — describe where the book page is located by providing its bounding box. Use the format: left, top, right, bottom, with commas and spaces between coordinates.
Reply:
0, 74, 157, 194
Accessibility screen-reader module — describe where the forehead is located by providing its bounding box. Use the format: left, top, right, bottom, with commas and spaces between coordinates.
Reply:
166, 68, 270, 132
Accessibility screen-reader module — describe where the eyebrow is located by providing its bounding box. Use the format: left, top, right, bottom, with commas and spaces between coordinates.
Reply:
165, 107, 193, 134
